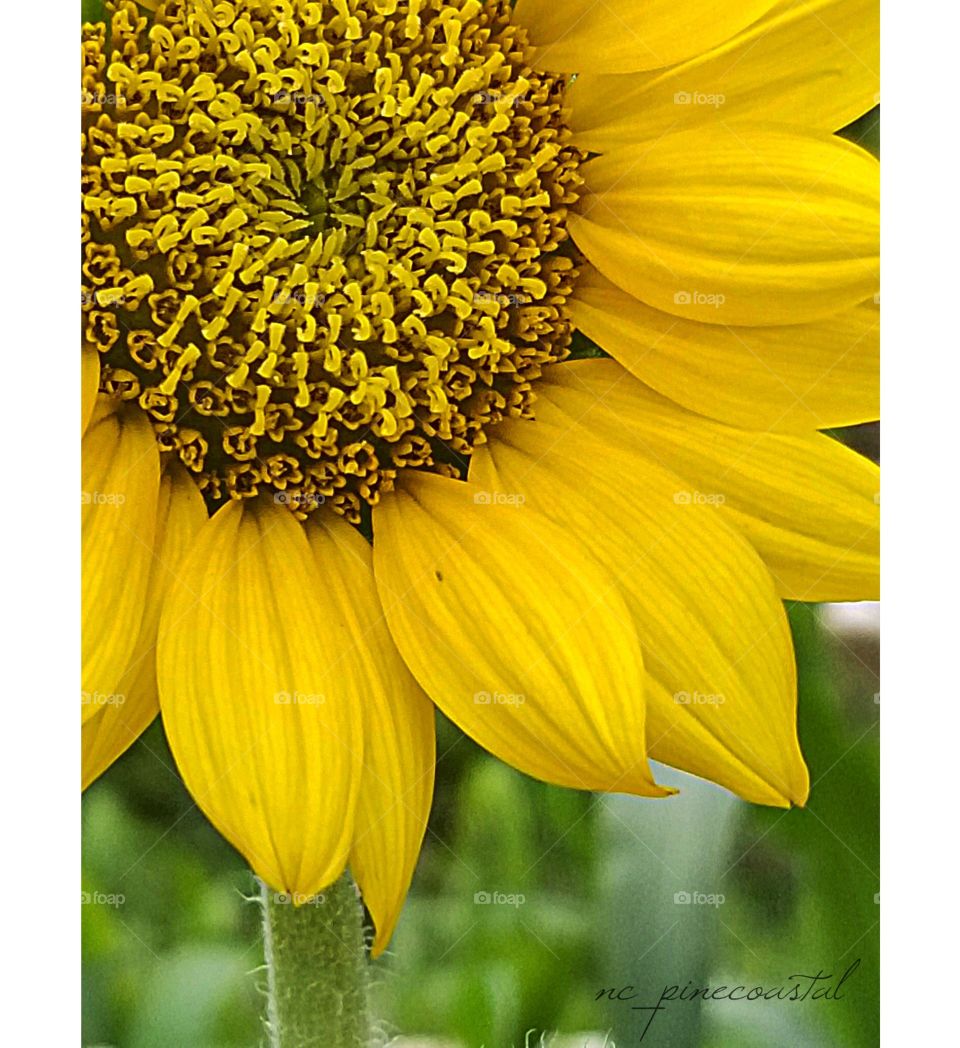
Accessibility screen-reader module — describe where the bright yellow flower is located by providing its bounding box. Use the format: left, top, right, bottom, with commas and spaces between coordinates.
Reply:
81, 0, 879, 954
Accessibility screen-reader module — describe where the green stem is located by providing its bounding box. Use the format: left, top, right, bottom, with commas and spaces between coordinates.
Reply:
260, 874, 370, 1048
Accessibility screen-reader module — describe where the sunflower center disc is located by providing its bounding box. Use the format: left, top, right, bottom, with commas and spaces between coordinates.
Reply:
82, 0, 583, 521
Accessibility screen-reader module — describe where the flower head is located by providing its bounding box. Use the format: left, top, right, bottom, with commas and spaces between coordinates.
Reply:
83, 0, 879, 954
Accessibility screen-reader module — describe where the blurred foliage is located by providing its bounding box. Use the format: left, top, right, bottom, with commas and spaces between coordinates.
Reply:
82, 603, 878, 1047
841, 106, 880, 157
374, 721, 602, 1044
702, 603, 879, 1048
81, 0, 106, 24
81, 727, 263, 1047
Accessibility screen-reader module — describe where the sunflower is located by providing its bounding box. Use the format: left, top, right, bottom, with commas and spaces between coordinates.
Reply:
81, 0, 880, 957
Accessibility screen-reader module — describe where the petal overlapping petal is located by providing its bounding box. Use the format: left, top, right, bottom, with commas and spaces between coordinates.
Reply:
567, 0, 879, 148
82, 401, 160, 724
157, 500, 364, 897
570, 265, 878, 433
571, 129, 880, 325
305, 515, 435, 956
470, 416, 808, 806
374, 471, 668, 798
539, 360, 879, 602
83, 463, 207, 789
514, 0, 779, 74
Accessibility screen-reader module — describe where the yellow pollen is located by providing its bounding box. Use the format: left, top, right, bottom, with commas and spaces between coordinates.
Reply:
82, 0, 582, 523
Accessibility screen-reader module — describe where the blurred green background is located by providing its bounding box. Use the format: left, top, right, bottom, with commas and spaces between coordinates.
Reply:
82, 596, 879, 1048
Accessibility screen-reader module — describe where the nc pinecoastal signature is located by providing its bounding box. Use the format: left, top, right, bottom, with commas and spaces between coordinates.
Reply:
596, 958, 862, 1042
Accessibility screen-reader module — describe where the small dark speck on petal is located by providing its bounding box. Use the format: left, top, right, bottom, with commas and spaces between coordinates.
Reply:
434, 570, 443, 582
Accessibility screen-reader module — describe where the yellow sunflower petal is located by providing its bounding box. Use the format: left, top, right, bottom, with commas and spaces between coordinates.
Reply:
567, 0, 880, 149
571, 128, 879, 326
81, 346, 100, 436
539, 360, 879, 602
513, 0, 778, 74
304, 515, 435, 957
373, 471, 668, 798
470, 420, 807, 807
570, 265, 878, 432
83, 462, 207, 790
157, 500, 364, 897
82, 400, 160, 724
